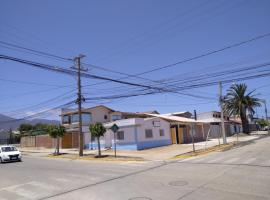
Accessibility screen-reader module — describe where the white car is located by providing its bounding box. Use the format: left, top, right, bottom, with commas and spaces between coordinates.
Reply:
0, 145, 22, 163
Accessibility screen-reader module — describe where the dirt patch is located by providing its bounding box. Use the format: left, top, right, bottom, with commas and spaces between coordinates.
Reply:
172, 143, 235, 160
47, 153, 145, 162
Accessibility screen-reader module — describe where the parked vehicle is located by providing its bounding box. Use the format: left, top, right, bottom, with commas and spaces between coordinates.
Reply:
0, 145, 22, 163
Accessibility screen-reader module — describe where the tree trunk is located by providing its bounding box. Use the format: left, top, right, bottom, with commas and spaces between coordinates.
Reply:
240, 114, 250, 134
56, 136, 60, 155
97, 137, 101, 157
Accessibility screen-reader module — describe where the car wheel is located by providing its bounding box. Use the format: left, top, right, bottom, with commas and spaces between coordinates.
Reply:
0, 157, 3, 163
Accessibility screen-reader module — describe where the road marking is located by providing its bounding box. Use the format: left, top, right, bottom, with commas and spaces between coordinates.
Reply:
241, 157, 256, 164
0, 190, 24, 200
187, 156, 209, 163
261, 160, 270, 166
205, 156, 226, 163
0, 181, 57, 199
222, 157, 240, 164
0, 182, 33, 191
119, 163, 146, 167
52, 177, 70, 183
177, 156, 199, 163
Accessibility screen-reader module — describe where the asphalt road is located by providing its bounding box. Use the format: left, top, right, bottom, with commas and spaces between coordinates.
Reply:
1, 136, 270, 200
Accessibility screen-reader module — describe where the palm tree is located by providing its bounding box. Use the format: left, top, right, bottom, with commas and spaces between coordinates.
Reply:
48, 125, 66, 155
224, 83, 261, 134
89, 123, 106, 157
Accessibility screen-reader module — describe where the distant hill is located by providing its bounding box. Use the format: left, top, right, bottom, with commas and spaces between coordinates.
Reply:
0, 114, 59, 131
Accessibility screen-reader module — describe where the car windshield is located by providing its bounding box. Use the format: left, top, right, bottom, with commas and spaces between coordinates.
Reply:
1, 147, 17, 152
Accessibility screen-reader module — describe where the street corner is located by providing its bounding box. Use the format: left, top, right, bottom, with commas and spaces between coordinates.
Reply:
171, 142, 236, 161
46, 153, 146, 163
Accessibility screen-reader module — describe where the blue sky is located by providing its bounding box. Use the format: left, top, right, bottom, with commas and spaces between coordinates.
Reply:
0, 0, 270, 120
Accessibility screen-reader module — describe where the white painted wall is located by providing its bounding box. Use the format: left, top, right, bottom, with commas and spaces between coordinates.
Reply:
103, 118, 170, 147
136, 118, 171, 142
82, 126, 91, 145
105, 126, 136, 145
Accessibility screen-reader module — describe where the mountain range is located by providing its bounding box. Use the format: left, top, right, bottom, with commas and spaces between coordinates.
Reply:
0, 114, 59, 131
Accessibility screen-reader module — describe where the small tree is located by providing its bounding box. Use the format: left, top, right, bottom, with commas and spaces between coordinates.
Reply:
33, 123, 49, 131
18, 124, 33, 135
48, 125, 65, 155
89, 123, 106, 157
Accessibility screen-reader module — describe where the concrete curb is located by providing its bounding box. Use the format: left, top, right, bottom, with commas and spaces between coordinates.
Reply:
171, 134, 269, 160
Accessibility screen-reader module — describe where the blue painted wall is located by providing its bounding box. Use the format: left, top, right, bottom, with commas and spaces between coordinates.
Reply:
85, 139, 172, 150
137, 139, 172, 150
85, 123, 172, 150
113, 139, 171, 150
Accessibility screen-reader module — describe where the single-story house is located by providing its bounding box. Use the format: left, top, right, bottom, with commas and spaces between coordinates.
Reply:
143, 113, 208, 144
86, 117, 171, 150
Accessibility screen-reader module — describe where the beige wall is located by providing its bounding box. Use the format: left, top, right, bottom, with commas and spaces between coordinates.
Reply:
90, 107, 111, 123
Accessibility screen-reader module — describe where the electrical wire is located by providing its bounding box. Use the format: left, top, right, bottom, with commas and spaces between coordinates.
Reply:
0, 40, 72, 62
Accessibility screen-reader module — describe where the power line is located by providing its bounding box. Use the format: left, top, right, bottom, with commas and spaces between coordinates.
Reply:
0, 77, 71, 88
82, 32, 270, 89
91, 0, 214, 63
84, 61, 270, 101
1, 55, 270, 106
83, 65, 270, 103
163, 61, 270, 86
133, 32, 270, 76
0, 55, 185, 94
0, 40, 72, 62
3, 89, 77, 117
0, 100, 75, 125
92, 0, 241, 64
0, 85, 75, 102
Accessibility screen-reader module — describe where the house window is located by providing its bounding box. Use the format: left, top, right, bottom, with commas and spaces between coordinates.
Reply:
145, 129, 153, 138
104, 115, 108, 120
159, 129, 165, 137
112, 115, 121, 121
71, 113, 91, 123
82, 113, 92, 123
62, 115, 70, 124
153, 120, 161, 127
71, 114, 79, 123
116, 131, 124, 140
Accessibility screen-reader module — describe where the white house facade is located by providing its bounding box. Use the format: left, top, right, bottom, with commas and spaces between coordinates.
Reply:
99, 117, 171, 150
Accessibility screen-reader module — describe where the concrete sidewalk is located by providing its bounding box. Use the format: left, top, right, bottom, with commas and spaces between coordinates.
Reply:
20, 131, 269, 161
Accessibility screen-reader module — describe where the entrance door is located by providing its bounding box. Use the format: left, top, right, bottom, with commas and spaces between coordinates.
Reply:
170, 128, 177, 144
178, 127, 184, 144
62, 133, 72, 148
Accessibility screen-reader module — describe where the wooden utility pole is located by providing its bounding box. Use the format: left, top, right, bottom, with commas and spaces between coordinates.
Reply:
219, 82, 227, 144
191, 110, 197, 153
74, 55, 86, 157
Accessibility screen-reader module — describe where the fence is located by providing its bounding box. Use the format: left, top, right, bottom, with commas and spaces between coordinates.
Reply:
20, 135, 57, 148
20, 133, 79, 148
